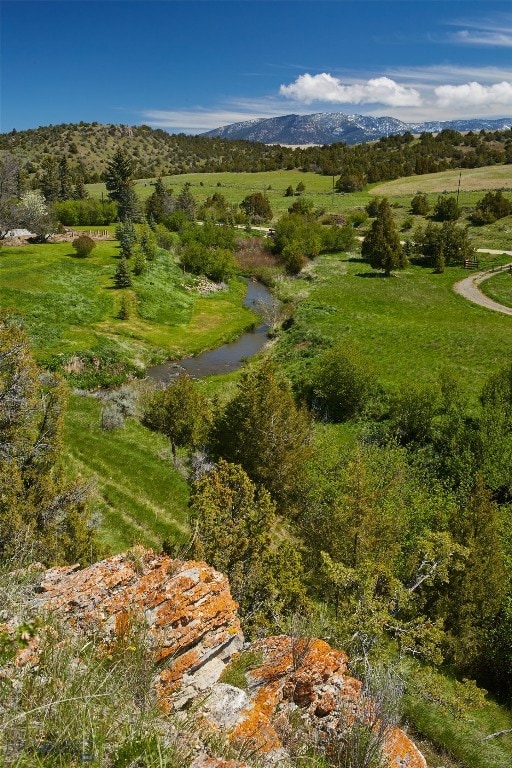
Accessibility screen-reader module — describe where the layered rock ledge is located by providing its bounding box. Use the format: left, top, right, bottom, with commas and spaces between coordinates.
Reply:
18, 549, 426, 768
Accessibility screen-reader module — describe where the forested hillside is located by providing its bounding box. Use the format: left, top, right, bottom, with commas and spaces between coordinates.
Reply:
1, 122, 511, 189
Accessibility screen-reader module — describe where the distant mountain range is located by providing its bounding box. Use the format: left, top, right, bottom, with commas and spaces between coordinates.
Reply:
203, 113, 512, 146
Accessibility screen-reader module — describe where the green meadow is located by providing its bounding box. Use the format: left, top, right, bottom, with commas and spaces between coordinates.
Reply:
0, 240, 257, 368
273, 250, 512, 401
64, 395, 189, 554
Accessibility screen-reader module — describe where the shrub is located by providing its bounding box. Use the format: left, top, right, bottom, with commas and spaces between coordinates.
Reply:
72, 234, 96, 258
312, 341, 379, 421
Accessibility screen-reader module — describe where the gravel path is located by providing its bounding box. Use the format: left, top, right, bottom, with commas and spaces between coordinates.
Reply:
453, 249, 512, 316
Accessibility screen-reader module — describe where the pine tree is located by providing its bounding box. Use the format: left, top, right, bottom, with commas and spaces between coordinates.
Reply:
39, 156, 60, 203
210, 359, 313, 509
116, 219, 137, 258
72, 175, 88, 200
190, 459, 307, 633
143, 374, 211, 458
361, 198, 406, 276
58, 156, 73, 200
105, 147, 141, 221
114, 258, 132, 288
176, 182, 196, 220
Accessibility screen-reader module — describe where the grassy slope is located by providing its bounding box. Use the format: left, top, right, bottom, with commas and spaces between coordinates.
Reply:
86, 170, 367, 218
273, 250, 512, 401
481, 270, 512, 308
0, 241, 257, 366
372, 165, 512, 196
64, 395, 189, 553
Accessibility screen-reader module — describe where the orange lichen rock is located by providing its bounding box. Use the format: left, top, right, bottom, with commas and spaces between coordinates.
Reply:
36, 549, 243, 706
225, 635, 426, 768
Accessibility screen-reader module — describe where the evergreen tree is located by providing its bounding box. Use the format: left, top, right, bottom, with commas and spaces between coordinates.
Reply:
361, 198, 406, 276
104, 147, 141, 221
116, 219, 137, 258
72, 175, 89, 200
240, 192, 273, 223
210, 359, 313, 510
0, 313, 100, 564
190, 459, 307, 634
445, 476, 507, 673
143, 374, 211, 458
58, 156, 73, 200
145, 177, 175, 222
176, 182, 196, 220
114, 258, 132, 288
39, 156, 60, 203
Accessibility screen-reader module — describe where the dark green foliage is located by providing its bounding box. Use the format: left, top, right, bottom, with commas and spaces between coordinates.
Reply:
39, 155, 60, 203
143, 374, 211, 458
58, 155, 73, 200
365, 197, 380, 217
471, 190, 512, 224
72, 175, 88, 200
296, 181, 306, 194
410, 192, 430, 215
145, 177, 175, 222
104, 147, 141, 222
414, 221, 474, 266
284, 184, 294, 197
336, 172, 367, 192
72, 234, 96, 258
433, 195, 460, 221
114, 258, 132, 288
287, 196, 315, 216
116, 219, 137, 258
240, 192, 273, 223
311, 341, 379, 422
0, 313, 101, 565
175, 182, 196, 219
444, 476, 507, 673
361, 198, 406, 276
190, 459, 307, 634
210, 359, 313, 510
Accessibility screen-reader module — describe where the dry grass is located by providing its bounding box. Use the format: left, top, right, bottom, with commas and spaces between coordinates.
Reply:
371, 165, 512, 196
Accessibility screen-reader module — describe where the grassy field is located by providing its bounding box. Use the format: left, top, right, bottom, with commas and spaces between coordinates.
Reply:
480, 269, 512, 308
64, 395, 190, 552
272, 249, 512, 401
372, 164, 512, 196
86, 170, 371, 218
0, 240, 257, 370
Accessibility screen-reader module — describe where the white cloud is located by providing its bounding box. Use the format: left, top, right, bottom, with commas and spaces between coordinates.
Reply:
279, 73, 421, 107
435, 81, 512, 108
453, 29, 512, 47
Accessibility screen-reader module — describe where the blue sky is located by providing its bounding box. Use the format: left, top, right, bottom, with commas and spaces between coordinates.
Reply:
1, 0, 511, 133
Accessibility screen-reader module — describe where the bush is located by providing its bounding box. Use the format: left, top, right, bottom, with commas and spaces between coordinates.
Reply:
72, 234, 96, 258
54, 199, 117, 225
410, 192, 430, 216
312, 341, 379, 421
434, 195, 460, 222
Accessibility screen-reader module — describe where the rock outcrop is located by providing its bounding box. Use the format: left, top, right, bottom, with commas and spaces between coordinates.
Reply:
18, 549, 425, 768
36, 548, 244, 707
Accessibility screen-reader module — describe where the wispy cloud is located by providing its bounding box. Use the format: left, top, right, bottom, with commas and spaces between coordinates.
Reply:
446, 15, 512, 47
279, 73, 421, 107
452, 29, 512, 47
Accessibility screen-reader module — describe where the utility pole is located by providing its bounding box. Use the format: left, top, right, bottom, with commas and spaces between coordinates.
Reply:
456, 171, 462, 205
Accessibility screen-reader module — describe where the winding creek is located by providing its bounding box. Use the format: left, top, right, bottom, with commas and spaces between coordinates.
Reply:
146, 279, 272, 383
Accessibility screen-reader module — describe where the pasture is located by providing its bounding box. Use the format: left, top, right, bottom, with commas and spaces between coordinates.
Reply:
0, 241, 257, 372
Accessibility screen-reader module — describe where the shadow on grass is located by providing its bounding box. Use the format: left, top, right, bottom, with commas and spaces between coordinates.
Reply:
355, 271, 390, 278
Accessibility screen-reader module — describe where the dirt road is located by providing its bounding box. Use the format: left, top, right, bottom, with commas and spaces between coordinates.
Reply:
453, 249, 512, 316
